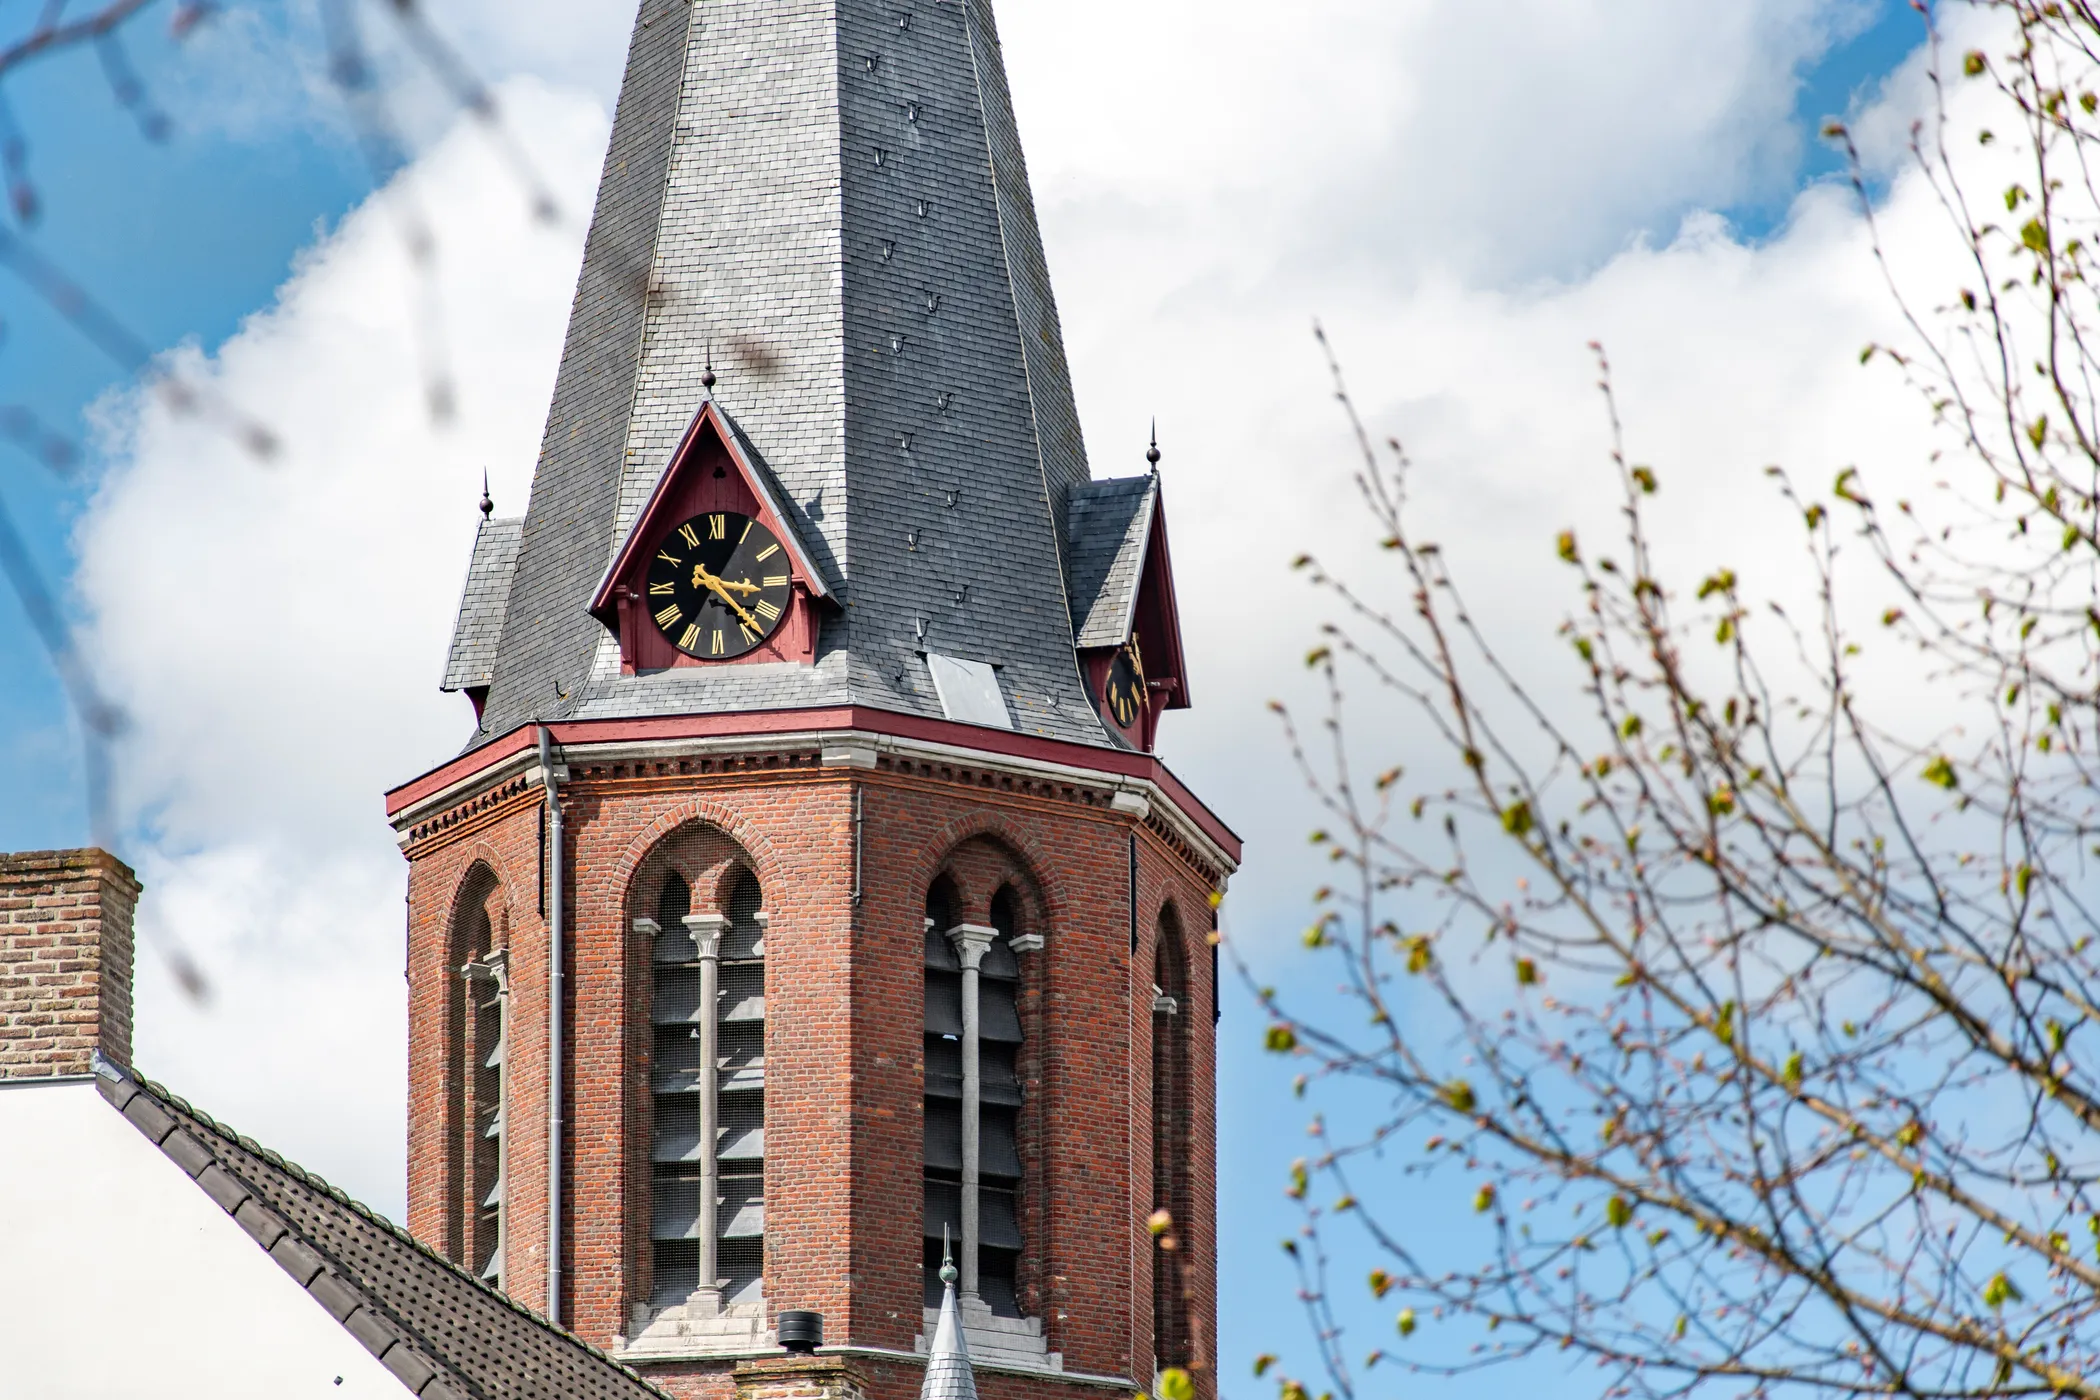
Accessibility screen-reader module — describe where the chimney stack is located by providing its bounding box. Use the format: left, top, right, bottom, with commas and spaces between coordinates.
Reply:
0, 848, 139, 1080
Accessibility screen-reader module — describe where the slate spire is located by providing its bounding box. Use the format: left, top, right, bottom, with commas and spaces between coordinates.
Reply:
921, 1240, 979, 1400
467, 0, 1112, 751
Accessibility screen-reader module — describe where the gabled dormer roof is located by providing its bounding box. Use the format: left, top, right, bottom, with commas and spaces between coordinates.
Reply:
96, 1060, 667, 1400
587, 399, 835, 631
442, 516, 523, 694
1065, 473, 1190, 709
1066, 476, 1156, 649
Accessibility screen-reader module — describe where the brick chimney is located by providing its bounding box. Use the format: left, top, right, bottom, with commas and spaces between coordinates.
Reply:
0, 848, 140, 1080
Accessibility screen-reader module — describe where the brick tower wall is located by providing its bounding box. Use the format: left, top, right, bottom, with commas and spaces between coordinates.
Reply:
0, 848, 140, 1079
398, 738, 1223, 1400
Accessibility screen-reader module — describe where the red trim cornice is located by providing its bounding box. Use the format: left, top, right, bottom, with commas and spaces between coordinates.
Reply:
385, 706, 1242, 862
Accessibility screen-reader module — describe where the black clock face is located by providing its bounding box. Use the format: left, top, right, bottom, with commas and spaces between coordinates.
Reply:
644, 511, 794, 659
1102, 645, 1146, 729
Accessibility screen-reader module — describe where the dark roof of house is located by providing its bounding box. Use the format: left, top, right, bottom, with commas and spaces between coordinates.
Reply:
459, 0, 1119, 752
442, 517, 525, 693
95, 1058, 667, 1400
1064, 475, 1156, 650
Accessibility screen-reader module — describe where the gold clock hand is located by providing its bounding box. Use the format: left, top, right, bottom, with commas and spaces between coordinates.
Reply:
692, 565, 763, 632
690, 563, 761, 597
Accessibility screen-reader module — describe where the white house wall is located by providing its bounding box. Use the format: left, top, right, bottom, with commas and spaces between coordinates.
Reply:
0, 1080, 405, 1398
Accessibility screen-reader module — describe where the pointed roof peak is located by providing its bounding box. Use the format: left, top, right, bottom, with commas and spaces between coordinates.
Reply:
921, 1242, 978, 1400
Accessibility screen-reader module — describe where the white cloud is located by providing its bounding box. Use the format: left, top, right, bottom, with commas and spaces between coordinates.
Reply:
998, 0, 1880, 287
78, 74, 605, 1212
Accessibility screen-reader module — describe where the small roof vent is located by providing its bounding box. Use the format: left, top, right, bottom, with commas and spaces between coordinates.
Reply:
925, 654, 1013, 731
778, 1310, 824, 1354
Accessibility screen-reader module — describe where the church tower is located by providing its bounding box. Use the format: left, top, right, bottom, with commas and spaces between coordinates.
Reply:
385, 3, 1236, 1398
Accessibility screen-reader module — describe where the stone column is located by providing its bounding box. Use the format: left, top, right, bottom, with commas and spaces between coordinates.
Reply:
945, 922, 996, 1302
685, 911, 729, 1315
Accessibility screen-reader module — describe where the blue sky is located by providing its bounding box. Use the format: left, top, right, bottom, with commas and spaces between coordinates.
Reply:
0, 2, 1938, 1396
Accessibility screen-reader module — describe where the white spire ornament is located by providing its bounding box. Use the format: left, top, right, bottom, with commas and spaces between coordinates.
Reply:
921, 1233, 979, 1400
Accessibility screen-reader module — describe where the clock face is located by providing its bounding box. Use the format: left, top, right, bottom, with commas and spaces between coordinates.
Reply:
1102, 643, 1147, 729
644, 511, 794, 660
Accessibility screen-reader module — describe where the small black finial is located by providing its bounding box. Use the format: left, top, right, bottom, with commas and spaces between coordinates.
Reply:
702, 343, 717, 393
479, 470, 493, 519
1146, 419, 1161, 471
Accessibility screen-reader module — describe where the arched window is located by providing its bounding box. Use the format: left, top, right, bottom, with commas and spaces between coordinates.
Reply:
451, 867, 507, 1287
924, 877, 1025, 1317
1152, 907, 1191, 1377
648, 866, 767, 1313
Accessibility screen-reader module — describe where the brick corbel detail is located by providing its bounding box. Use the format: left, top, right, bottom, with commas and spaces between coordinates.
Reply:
732, 1354, 869, 1400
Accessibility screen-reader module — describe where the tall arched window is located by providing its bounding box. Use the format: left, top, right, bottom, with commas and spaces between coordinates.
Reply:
1152, 907, 1191, 1378
648, 866, 767, 1313
451, 867, 508, 1287
924, 877, 1025, 1316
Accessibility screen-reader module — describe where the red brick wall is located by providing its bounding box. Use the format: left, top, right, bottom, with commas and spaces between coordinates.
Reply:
0, 848, 139, 1080
398, 740, 1224, 1400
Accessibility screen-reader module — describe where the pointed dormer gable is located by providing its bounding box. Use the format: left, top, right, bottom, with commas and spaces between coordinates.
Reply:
590, 401, 835, 674
1066, 474, 1190, 751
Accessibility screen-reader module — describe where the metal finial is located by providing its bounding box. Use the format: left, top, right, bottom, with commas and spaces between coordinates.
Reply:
1145, 419, 1161, 470
940, 1225, 958, 1286
702, 344, 717, 392
479, 469, 493, 519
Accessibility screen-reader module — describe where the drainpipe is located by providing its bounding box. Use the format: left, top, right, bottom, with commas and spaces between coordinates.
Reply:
539, 725, 566, 1323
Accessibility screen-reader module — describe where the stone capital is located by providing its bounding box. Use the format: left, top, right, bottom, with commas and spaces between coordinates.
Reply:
946, 922, 998, 970
683, 911, 728, 959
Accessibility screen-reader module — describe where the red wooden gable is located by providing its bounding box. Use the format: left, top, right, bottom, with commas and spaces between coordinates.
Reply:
1083, 486, 1189, 752
590, 403, 832, 674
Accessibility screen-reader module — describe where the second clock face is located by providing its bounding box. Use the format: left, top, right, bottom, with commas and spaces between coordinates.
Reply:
1102, 645, 1146, 729
645, 511, 793, 659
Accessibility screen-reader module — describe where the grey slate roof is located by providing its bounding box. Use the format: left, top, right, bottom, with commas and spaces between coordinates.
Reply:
462, 0, 1120, 752
1065, 475, 1156, 649
442, 516, 524, 692
919, 1273, 979, 1400
95, 1059, 667, 1400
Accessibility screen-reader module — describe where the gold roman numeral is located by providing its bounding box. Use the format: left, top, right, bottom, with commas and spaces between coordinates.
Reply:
740, 622, 760, 644
762, 574, 789, 589
657, 551, 681, 564
739, 519, 754, 543
678, 523, 700, 548
755, 543, 779, 561
708, 514, 727, 539
680, 623, 701, 651
711, 630, 725, 655
655, 604, 682, 628
753, 599, 781, 622
648, 582, 674, 596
